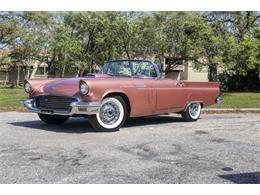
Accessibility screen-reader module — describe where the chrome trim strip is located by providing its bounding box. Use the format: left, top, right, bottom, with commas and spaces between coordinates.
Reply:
135, 83, 146, 88
21, 98, 101, 116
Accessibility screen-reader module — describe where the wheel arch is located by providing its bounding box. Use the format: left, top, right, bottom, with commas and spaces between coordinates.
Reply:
184, 101, 204, 111
102, 92, 131, 117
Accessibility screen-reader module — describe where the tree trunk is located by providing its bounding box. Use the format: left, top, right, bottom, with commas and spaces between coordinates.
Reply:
61, 65, 65, 78
123, 44, 130, 59
4, 71, 8, 86
16, 65, 20, 88
257, 70, 260, 92
78, 67, 86, 77
126, 51, 130, 59
46, 53, 56, 77
208, 63, 218, 82
91, 60, 95, 73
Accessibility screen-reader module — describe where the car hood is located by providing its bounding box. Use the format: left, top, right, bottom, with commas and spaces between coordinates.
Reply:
31, 74, 113, 97
42, 78, 82, 97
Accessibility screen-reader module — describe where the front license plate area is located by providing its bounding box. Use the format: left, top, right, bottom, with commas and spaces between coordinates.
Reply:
78, 107, 88, 112
40, 109, 54, 114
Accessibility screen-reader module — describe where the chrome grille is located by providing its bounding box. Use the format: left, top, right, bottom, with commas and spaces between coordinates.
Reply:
35, 95, 78, 112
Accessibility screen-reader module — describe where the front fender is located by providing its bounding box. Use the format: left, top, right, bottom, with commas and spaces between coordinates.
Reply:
101, 89, 129, 100
25, 78, 62, 98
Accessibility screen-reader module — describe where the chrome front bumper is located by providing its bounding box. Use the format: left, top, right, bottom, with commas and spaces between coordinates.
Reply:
21, 98, 101, 116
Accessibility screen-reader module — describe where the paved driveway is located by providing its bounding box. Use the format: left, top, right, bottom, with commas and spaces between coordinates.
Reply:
0, 112, 259, 183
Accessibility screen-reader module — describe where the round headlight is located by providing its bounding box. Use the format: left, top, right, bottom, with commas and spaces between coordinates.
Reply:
24, 83, 32, 93
80, 83, 89, 95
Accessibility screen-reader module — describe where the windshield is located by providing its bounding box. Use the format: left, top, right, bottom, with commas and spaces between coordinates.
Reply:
99, 61, 158, 78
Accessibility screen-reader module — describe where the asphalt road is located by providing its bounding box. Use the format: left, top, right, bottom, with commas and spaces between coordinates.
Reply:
0, 112, 259, 184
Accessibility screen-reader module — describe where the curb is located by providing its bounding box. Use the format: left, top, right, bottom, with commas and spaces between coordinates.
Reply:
202, 108, 260, 114
0, 108, 27, 112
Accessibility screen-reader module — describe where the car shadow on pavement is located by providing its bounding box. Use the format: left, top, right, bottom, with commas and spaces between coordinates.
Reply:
218, 172, 260, 184
124, 115, 185, 128
9, 115, 185, 134
9, 118, 95, 134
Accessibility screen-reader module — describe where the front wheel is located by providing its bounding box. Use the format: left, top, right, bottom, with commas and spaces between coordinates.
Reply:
38, 113, 69, 124
88, 96, 128, 132
181, 102, 201, 122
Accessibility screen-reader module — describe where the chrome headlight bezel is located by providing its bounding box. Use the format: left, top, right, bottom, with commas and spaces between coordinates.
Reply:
24, 82, 32, 93
80, 82, 89, 95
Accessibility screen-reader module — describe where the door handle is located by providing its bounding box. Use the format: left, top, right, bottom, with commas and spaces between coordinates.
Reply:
176, 82, 185, 87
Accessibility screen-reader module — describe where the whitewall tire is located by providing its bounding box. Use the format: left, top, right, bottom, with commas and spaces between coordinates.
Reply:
88, 96, 128, 132
181, 102, 201, 122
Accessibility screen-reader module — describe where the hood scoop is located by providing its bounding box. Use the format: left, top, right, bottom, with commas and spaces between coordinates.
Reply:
86, 73, 112, 78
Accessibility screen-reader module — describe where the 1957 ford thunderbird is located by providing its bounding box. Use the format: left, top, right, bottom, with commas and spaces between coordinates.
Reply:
22, 59, 222, 132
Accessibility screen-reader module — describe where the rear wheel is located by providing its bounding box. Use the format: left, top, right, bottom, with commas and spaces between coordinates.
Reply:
181, 102, 201, 122
88, 96, 128, 132
38, 113, 69, 124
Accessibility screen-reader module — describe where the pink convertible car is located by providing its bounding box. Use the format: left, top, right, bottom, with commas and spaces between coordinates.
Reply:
22, 60, 222, 132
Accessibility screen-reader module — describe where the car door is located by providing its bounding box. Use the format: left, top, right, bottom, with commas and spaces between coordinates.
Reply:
129, 61, 157, 116
155, 79, 188, 111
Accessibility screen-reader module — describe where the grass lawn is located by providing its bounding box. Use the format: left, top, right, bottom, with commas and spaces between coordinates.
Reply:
209, 92, 260, 108
0, 86, 259, 110
0, 86, 26, 109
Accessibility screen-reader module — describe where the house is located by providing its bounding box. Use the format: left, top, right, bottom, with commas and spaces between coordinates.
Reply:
0, 49, 209, 85
0, 49, 49, 85
152, 55, 209, 81
164, 59, 208, 81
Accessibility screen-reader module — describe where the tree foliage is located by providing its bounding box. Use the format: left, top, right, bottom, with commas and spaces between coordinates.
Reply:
0, 11, 259, 90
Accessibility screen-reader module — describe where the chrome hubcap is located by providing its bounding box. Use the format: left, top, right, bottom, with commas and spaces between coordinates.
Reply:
189, 103, 200, 117
99, 102, 120, 125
